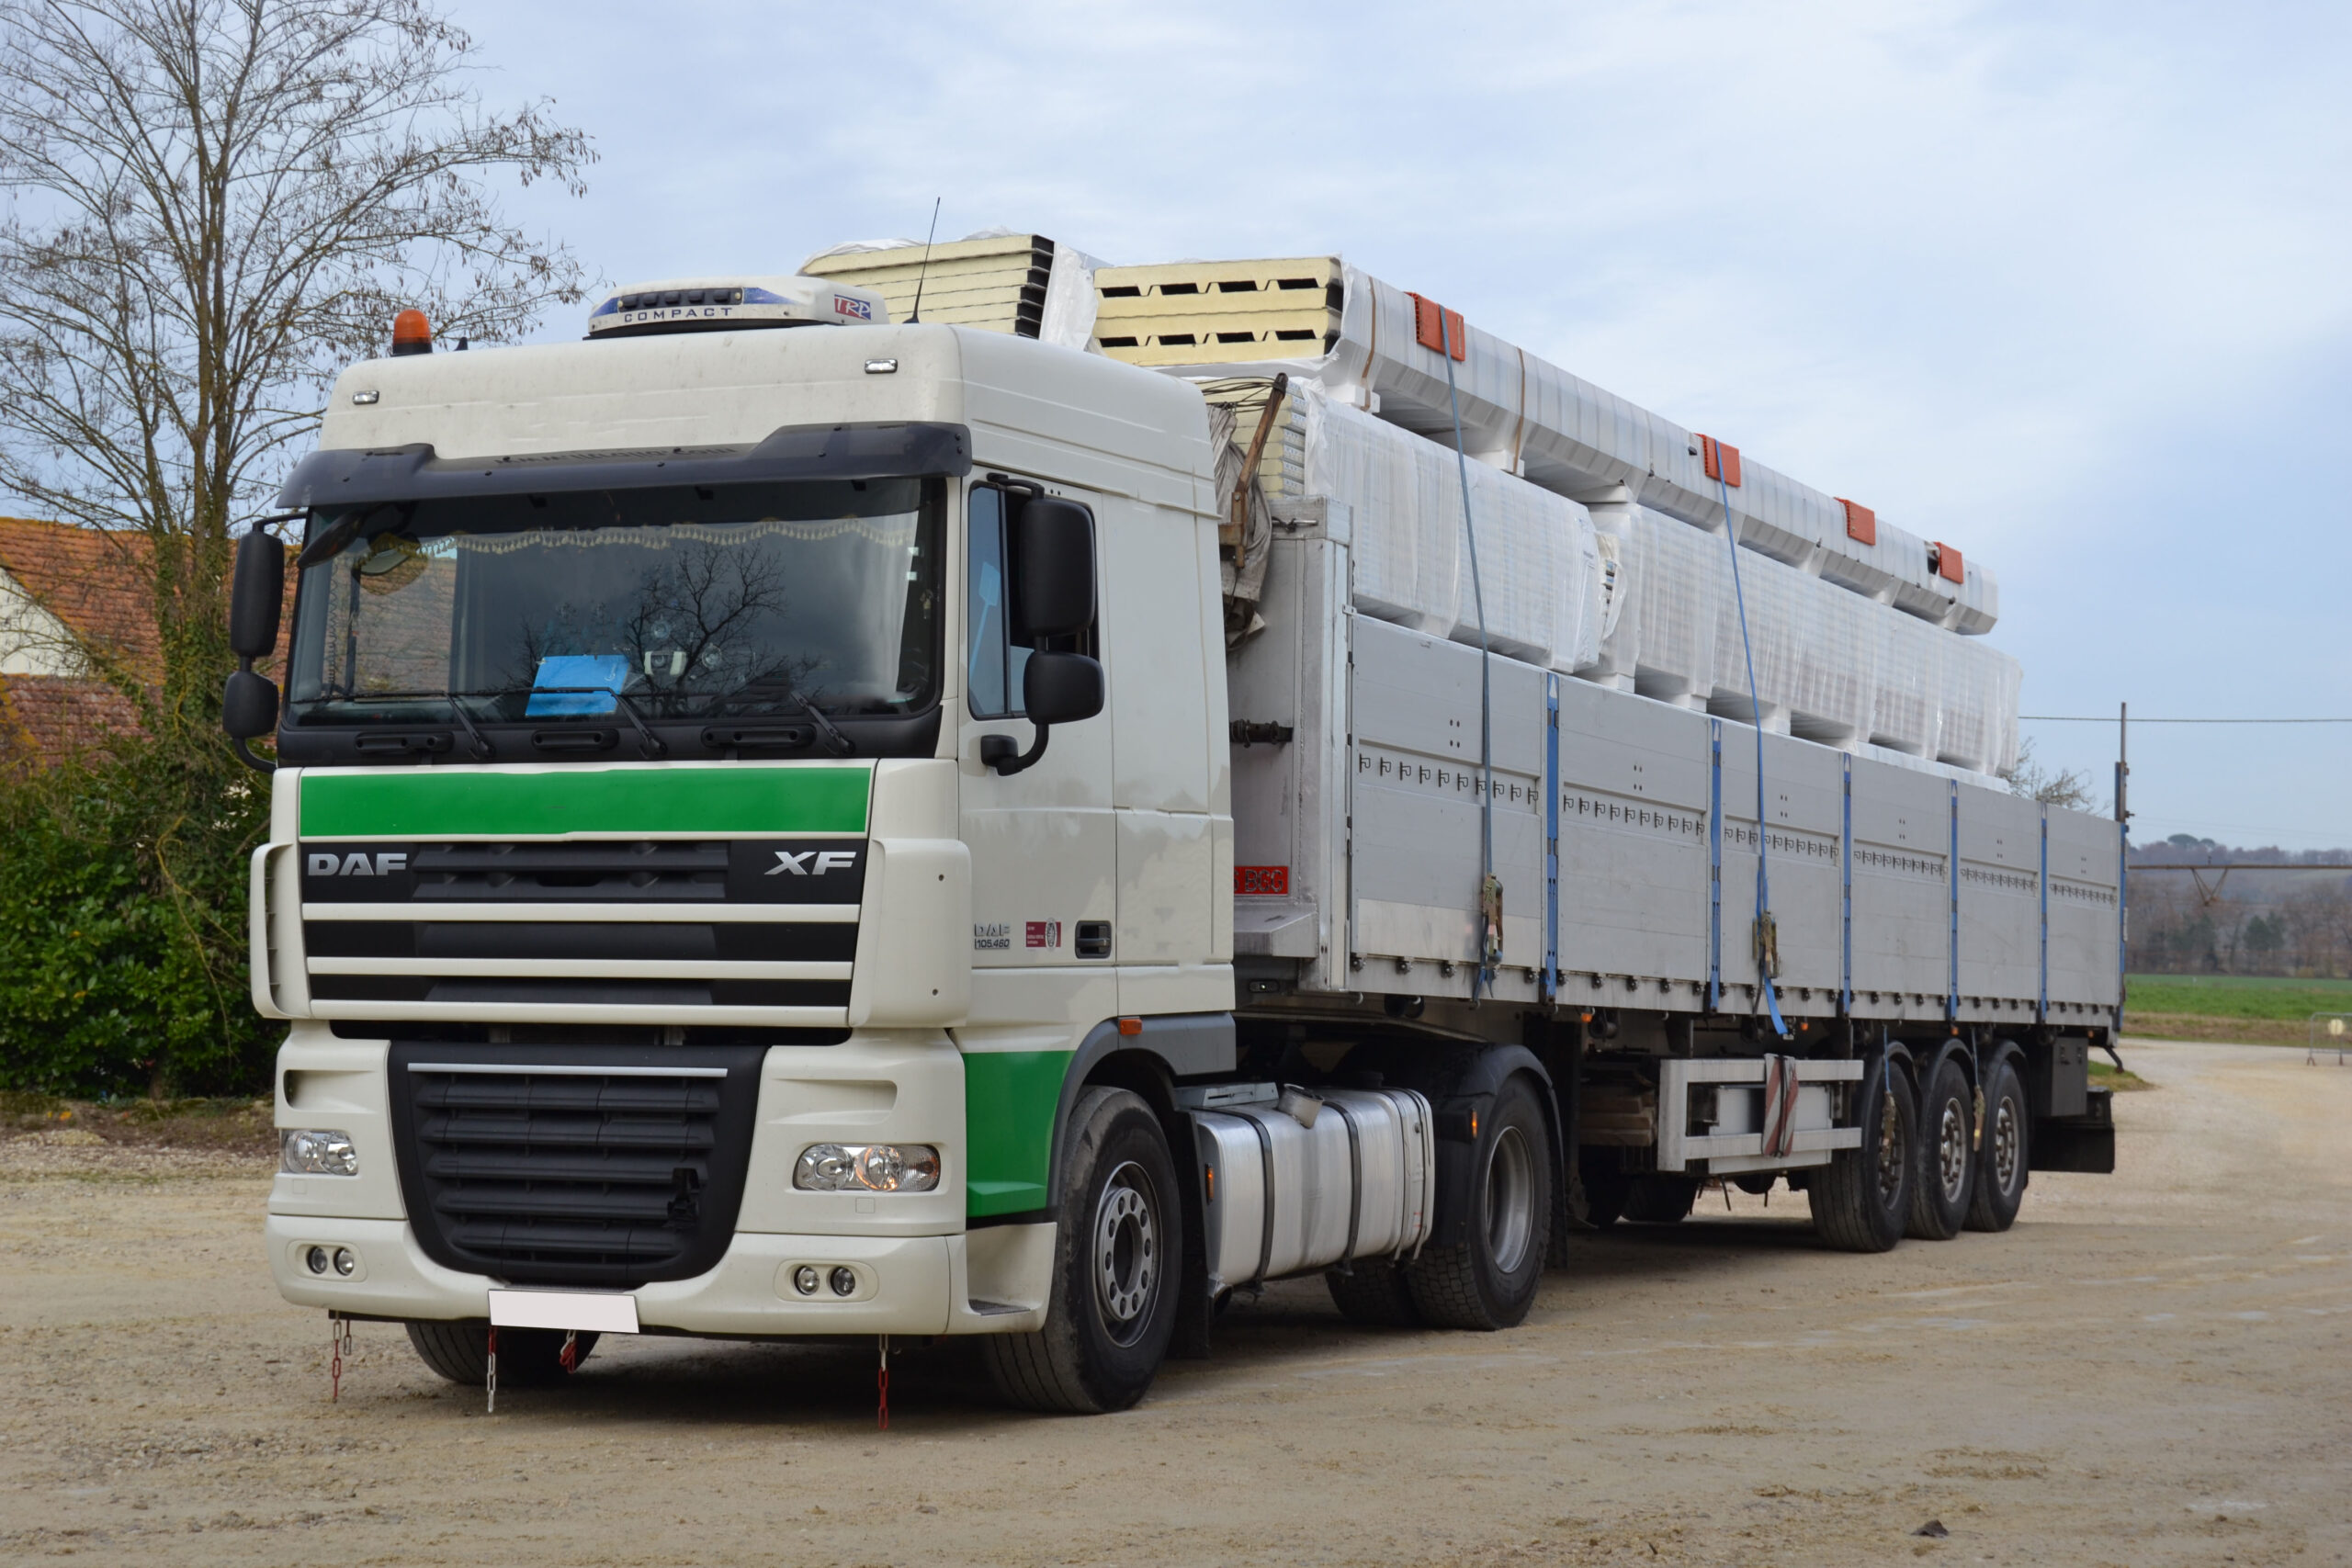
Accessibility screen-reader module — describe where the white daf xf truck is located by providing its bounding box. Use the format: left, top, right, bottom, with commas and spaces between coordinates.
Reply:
224, 272, 2120, 1414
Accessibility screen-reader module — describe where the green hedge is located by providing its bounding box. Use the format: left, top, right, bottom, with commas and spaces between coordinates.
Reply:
0, 744, 277, 1097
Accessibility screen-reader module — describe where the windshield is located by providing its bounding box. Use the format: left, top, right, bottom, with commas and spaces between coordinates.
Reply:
284, 478, 943, 725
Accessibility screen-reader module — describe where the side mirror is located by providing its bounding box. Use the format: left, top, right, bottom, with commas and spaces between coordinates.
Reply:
981, 652, 1104, 776
223, 528, 286, 772
1022, 650, 1102, 726
229, 528, 285, 660
222, 669, 279, 739
1012, 498, 1094, 639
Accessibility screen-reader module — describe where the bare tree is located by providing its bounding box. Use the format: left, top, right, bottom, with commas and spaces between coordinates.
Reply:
0, 0, 591, 735
2003, 734, 2097, 811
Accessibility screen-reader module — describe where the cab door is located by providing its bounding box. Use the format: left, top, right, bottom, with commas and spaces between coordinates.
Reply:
956, 479, 1117, 1029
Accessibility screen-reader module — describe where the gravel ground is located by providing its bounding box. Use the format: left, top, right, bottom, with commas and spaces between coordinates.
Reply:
1, 1039, 2346, 1566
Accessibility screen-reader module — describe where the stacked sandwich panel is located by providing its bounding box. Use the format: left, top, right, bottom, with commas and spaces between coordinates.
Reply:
804, 233, 1101, 347
1096, 257, 1998, 637
1585, 502, 2019, 773
1208, 377, 2018, 776
1208, 380, 1604, 675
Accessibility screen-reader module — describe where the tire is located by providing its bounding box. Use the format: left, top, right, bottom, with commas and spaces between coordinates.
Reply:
1403, 1073, 1552, 1331
1812, 1054, 1915, 1254
1326, 1257, 1422, 1327
1964, 1059, 2030, 1232
1578, 1154, 1631, 1229
981, 1088, 1181, 1413
1908, 1056, 1975, 1240
403, 1320, 597, 1387
1622, 1174, 1701, 1224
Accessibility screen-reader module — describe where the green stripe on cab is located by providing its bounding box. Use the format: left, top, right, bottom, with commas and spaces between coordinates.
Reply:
299, 763, 872, 839
962, 1049, 1073, 1218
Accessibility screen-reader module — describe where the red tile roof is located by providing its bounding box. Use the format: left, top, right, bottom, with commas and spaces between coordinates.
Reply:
0, 516, 160, 679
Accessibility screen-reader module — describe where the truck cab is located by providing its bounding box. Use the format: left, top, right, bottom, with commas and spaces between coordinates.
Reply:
246, 282, 1241, 1409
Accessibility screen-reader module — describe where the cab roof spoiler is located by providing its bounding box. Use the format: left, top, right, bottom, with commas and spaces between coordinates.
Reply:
276, 421, 973, 510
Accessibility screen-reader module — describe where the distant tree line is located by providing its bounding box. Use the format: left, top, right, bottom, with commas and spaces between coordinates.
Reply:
2129, 835, 2352, 977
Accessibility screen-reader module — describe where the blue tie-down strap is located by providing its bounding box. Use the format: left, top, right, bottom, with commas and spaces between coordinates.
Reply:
525, 653, 631, 716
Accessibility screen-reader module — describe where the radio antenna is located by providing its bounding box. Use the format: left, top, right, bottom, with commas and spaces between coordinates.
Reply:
907, 197, 942, 324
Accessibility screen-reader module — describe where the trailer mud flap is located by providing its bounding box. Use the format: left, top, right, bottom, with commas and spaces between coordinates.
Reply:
2030, 1085, 2115, 1174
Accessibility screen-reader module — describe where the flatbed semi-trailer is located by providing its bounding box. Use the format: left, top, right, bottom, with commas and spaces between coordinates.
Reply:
226, 270, 2118, 1413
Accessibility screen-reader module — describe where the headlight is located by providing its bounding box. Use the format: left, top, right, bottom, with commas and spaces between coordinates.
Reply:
281, 1129, 358, 1177
793, 1143, 940, 1193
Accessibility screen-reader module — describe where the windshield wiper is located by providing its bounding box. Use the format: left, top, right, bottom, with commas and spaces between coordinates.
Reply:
299, 682, 845, 760
715, 677, 855, 755
301, 688, 493, 760
610, 689, 667, 760
800, 700, 854, 757
447, 694, 494, 761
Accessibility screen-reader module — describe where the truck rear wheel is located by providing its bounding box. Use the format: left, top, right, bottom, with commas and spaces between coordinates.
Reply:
1812, 1055, 1915, 1253
1403, 1074, 1551, 1331
1623, 1174, 1701, 1224
403, 1320, 596, 1386
1907, 1056, 1975, 1240
1964, 1060, 2030, 1232
1326, 1257, 1422, 1327
981, 1088, 1180, 1414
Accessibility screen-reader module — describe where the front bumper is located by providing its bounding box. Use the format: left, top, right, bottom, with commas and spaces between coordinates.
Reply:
265, 1213, 1022, 1336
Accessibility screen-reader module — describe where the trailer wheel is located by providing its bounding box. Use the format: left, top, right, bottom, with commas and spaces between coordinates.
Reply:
1326, 1258, 1422, 1327
981, 1088, 1180, 1413
1812, 1055, 1915, 1253
402, 1320, 596, 1386
1963, 1060, 2030, 1232
1404, 1074, 1552, 1331
1907, 1056, 1975, 1240
1622, 1174, 1701, 1224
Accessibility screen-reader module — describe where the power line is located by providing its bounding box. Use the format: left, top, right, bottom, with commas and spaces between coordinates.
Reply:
2020, 716, 2352, 724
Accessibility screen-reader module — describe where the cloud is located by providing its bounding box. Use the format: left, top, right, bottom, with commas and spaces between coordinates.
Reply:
464, 0, 2352, 843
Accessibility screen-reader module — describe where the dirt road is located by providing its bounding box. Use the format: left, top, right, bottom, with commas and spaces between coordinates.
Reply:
3, 1040, 2346, 1566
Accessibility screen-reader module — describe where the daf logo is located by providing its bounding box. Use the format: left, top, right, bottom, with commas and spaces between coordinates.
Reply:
309, 852, 408, 876
766, 850, 859, 876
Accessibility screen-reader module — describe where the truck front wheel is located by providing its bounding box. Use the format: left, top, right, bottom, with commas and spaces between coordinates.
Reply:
1404, 1073, 1552, 1330
981, 1087, 1180, 1414
402, 1320, 596, 1387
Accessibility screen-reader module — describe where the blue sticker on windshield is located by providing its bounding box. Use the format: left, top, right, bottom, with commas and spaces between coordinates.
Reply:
526, 654, 630, 716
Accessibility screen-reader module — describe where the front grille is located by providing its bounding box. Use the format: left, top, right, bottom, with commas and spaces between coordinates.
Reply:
406, 841, 729, 902
387, 1042, 765, 1288
300, 837, 865, 1016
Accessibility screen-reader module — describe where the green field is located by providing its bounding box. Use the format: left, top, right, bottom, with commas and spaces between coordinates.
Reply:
2128, 974, 2352, 1023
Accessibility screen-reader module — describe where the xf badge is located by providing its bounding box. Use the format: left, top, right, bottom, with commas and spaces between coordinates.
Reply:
767, 850, 859, 876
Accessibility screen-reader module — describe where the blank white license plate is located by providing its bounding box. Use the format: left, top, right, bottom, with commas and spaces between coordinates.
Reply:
486, 1289, 639, 1334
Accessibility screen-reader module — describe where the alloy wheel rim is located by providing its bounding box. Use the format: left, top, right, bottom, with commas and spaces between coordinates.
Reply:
1991, 1100, 2020, 1194
1875, 1089, 1905, 1207
1092, 1160, 1160, 1345
1938, 1100, 1970, 1201
1486, 1124, 1535, 1273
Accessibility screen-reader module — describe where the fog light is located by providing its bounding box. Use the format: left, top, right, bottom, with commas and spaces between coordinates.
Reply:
830, 1267, 856, 1297
332, 1247, 356, 1277
793, 1143, 940, 1192
793, 1265, 820, 1296
281, 1129, 358, 1177
306, 1246, 330, 1275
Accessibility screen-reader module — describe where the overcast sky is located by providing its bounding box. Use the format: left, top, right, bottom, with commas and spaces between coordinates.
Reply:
460, 0, 2351, 849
